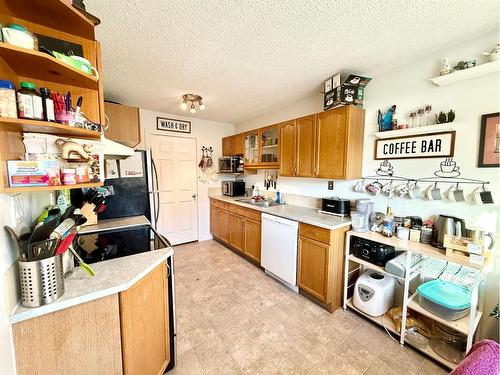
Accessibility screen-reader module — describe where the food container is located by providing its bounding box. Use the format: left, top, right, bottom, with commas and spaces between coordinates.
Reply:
75, 166, 89, 183
430, 323, 466, 364
62, 168, 77, 185
19, 254, 65, 307
7, 160, 61, 187
2, 26, 37, 50
17, 81, 43, 120
0, 79, 17, 118
417, 280, 471, 321
397, 226, 410, 240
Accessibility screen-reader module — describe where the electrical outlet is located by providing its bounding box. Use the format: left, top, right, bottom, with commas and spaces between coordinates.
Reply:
9, 194, 25, 226
328, 181, 334, 190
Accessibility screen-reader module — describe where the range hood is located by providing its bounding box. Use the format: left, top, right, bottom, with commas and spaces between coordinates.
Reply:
101, 135, 135, 158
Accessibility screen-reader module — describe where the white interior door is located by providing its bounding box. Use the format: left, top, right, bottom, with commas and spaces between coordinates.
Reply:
151, 135, 198, 245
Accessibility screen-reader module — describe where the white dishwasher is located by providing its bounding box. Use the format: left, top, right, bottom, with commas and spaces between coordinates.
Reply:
261, 213, 299, 292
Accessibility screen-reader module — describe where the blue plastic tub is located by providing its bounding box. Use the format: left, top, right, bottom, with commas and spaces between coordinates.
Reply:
417, 279, 471, 321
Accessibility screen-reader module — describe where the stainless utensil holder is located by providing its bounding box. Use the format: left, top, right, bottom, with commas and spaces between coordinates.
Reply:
19, 254, 65, 308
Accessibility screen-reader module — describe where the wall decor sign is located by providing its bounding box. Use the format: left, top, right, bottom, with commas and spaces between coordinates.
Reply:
478, 112, 499, 168
157, 117, 191, 134
375, 131, 455, 160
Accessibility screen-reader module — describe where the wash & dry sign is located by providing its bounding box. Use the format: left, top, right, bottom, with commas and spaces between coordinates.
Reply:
157, 117, 191, 133
375, 131, 455, 160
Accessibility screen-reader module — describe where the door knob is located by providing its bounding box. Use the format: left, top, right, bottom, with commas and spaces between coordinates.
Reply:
192, 194, 197, 199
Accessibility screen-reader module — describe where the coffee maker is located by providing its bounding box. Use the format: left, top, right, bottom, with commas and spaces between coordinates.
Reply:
352, 199, 374, 232
432, 215, 466, 248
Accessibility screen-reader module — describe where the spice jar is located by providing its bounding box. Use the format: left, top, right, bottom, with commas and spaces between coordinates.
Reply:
39, 87, 55, 121
17, 81, 43, 120
0, 80, 17, 118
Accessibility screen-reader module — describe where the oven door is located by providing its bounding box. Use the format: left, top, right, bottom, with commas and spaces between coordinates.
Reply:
219, 157, 232, 173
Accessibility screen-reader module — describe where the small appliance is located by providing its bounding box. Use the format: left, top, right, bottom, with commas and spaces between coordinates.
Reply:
353, 270, 396, 317
432, 215, 466, 248
384, 252, 424, 278
351, 199, 373, 232
320, 197, 351, 217
222, 180, 245, 197
351, 236, 395, 267
219, 156, 244, 173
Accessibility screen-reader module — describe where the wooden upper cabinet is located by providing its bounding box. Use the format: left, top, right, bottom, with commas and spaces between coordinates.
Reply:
243, 130, 260, 166
104, 102, 141, 147
119, 263, 170, 375
259, 124, 279, 166
222, 134, 243, 156
279, 120, 296, 176
295, 115, 316, 177
316, 106, 365, 179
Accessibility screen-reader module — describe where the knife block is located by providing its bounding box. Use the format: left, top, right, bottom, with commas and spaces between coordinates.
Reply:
80, 203, 98, 227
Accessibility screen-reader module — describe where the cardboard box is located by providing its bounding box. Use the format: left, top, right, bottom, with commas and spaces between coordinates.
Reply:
8, 160, 61, 187
324, 73, 371, 110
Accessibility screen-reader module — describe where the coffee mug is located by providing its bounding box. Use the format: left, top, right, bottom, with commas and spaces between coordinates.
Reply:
444, 185, 456, 202
453, 186, 466, 202
471, 187, 494, 205
440, 159, 460, 173
408, 183, 422, 199
395, 183, 409, 197
382, 182, 396, 197
366, 181, 383, 195
426, 184, 443, 200
71, 56, 100, 79
354, 179, 366, 193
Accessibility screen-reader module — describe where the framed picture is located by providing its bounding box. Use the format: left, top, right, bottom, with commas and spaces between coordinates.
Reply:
324, 78, 333, 93
157, 117, 191, 134
478, 112, 500, 167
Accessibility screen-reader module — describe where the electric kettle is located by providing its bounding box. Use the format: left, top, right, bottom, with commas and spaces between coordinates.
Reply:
431, 215, 466, 248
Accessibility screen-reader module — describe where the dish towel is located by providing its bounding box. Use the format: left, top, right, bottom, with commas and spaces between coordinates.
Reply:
450, 339, 500, 375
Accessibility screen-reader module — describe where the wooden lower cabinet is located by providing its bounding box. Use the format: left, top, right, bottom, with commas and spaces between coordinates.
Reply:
219, 208, 230, 243
244, 218, 261, 262
298, 236, 331, 303
12, 295, 123, 375
230, 212, 245, 252
210, 204, 219, 237
297, 223, 349, 312
120, 263, 169, 375
12, 264, 171, 375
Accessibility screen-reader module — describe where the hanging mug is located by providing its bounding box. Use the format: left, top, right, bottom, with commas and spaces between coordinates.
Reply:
395, 183, 410, 197
452, 184, 466, 202
382, 182, 396, 198
426, 183, 443, 201
366, 181, 383, 195
408, 182, 423, 199
354, 179, 366, 193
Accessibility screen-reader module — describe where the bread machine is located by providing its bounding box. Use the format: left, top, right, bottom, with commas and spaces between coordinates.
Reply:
353, 270, 396, 317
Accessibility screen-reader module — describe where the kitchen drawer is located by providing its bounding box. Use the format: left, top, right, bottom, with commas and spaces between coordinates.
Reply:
210, 199, 219, 208
244, 208, 261, 222
299, 223, 331, 244
218, 201, 231, 211
230, 204, 246, 216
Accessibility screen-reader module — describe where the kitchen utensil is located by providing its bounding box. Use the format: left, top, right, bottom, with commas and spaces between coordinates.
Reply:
19, 254, 64, 307
29, 218, 58, 245
50, 218, 76, 239
29, 238, 58, 260
465, 228, 495, 250
4, 226, 23, 259
431, 215, 465, 248
55, 232, 76, 255
59, 205, 76, 222
68, 245, 95, 277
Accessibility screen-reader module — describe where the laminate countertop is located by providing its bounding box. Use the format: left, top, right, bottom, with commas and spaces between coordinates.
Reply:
10, 248, 173, 324
210, 195, 352, 230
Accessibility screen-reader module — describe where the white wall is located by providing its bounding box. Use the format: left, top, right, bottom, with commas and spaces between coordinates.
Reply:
138, 109, 235, 241
236, 31, 500, 340
0, 191, 51, 375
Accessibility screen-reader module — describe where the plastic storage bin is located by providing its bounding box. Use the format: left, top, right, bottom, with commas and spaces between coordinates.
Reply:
417, 279, 470, 321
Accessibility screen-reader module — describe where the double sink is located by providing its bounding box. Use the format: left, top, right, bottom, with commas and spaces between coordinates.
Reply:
235, 198, 277, 207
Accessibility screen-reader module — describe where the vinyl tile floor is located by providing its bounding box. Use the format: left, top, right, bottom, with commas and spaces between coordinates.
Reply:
170, 240, 449, 375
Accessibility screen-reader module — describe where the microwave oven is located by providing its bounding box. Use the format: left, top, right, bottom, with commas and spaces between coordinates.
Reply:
222, 180, 245, 196
219, 156, 244, 173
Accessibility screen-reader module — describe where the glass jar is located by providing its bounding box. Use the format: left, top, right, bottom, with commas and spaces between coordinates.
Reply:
429, 323, 466, 364
0, 79, 18, 118
17, 81, 43, 120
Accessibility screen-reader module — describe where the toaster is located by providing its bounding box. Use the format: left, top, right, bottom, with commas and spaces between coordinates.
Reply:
351, 236, 396, 267
321, 197, 351, 217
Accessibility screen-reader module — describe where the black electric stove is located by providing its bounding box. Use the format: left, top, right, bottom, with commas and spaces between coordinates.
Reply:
74, 225, 170, 265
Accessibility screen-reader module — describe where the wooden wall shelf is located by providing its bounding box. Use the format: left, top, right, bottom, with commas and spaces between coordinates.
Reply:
4, 181, 102, 193
0, 0, 95, 39
0, 43, 99, 89
374, 123, 458, 139
0, 118, 101, 139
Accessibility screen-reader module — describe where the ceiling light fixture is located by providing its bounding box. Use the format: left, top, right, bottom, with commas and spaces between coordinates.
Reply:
180, 93, 205, 113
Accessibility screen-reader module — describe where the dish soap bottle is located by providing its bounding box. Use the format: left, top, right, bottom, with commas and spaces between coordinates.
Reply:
382, 206, 394, 237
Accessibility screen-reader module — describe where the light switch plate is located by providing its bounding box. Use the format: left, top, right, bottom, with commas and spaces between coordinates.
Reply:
328, 181, 334, 190
9, 194, 25, 226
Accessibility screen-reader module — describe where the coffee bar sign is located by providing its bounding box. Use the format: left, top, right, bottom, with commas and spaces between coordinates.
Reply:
157, 117, 191, 134
375, 131, 456, 160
